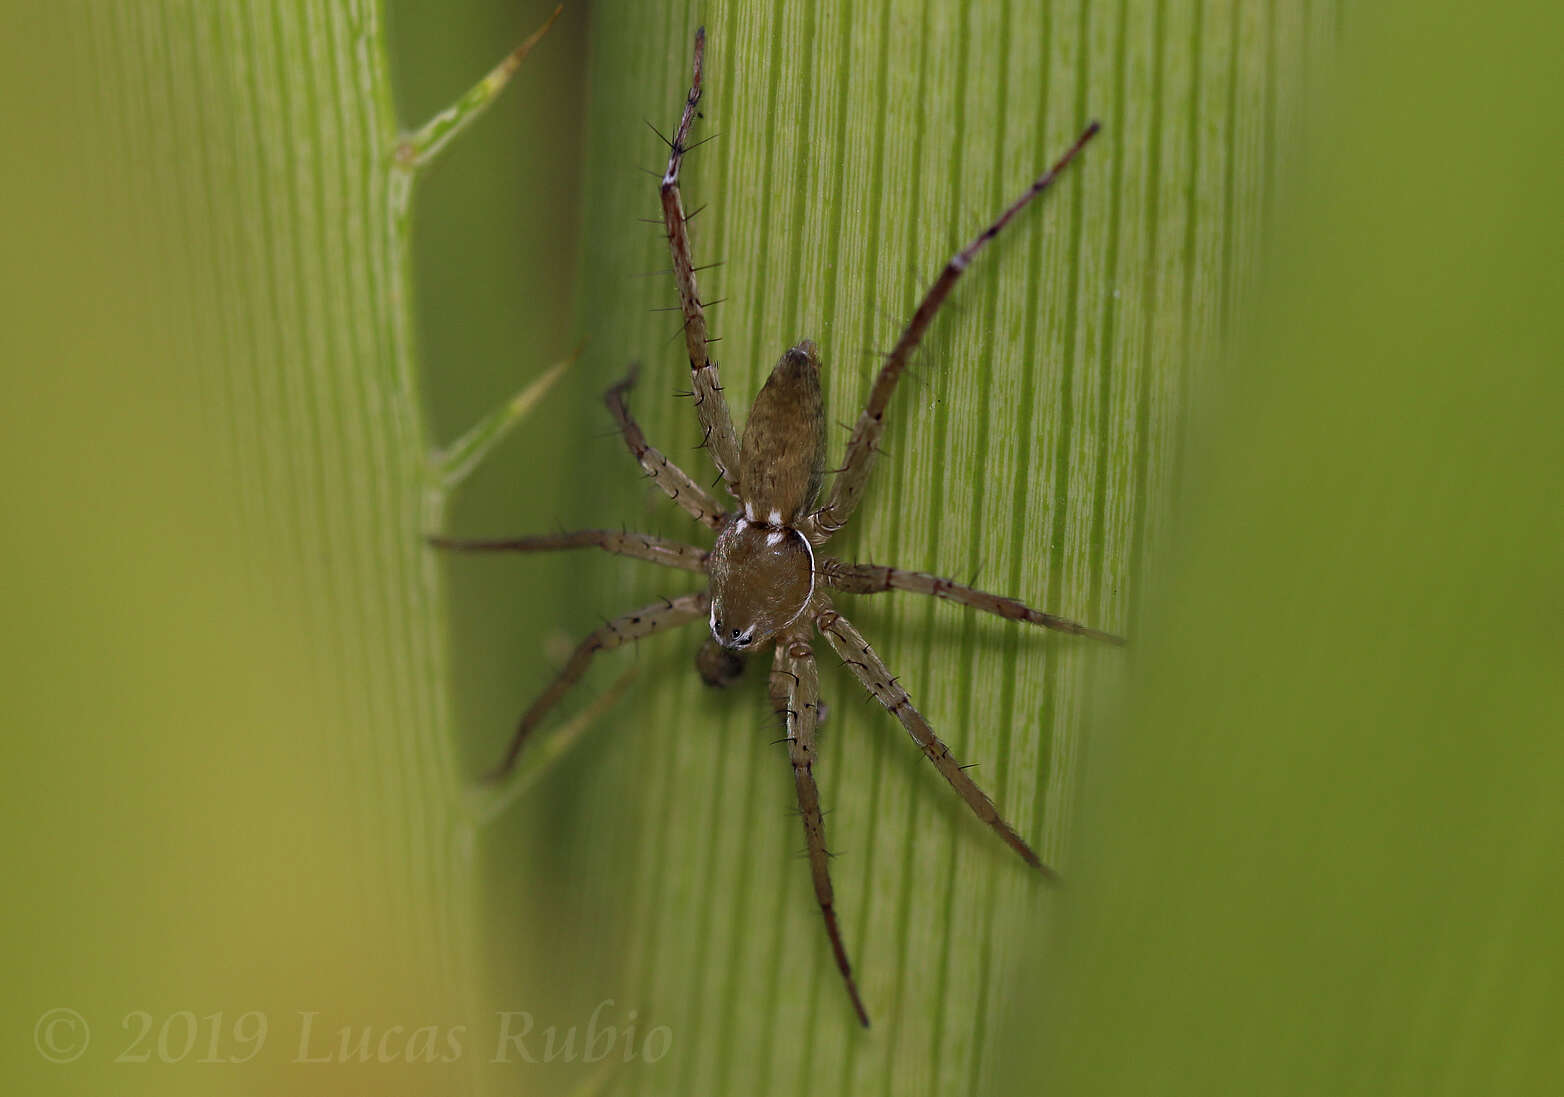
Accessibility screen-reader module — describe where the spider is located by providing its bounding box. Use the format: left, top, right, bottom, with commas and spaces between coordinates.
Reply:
433, 28, 1120, 1027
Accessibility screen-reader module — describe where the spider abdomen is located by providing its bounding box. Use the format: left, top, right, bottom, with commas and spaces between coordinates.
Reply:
738, 340, 825, 525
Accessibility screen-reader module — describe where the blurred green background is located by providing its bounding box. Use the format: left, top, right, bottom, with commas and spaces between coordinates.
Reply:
3, 1, 1559, 1096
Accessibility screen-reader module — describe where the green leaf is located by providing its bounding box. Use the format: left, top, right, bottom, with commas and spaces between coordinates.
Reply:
521, 2, 1330, 1093
996, 1, 1564, 1093
26, 0, 1496, 1094
3, 3, 581, 1094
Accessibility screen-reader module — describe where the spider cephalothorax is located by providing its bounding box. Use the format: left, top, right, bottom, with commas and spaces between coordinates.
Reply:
433, 29, 1119, 1028
707, 514, 815, 651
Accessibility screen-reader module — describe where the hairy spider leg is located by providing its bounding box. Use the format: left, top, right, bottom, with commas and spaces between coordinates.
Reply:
431, 530, 709, 574
660, 27, 743, 496
813, 603, 1055, 877
606, 369, 727, 530
479, 591, 710, 784
805, 122, 1102, 541
432, 367, 723, 782
772, 627, 871, 1027
822, 560, 1124, 644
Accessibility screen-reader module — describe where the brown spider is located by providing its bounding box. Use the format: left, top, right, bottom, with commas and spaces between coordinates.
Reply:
433, 28, 1120, 1027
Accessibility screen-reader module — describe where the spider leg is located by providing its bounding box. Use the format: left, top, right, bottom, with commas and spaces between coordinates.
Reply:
482, 590, 709, 784
605, 369, 726, 530
660, 27, 743, 496
804, 123, 1101, 541
430, 529, 708, 574
772, 630, 871, 1027
813, 602, 1056, 878
822, 560, 1122, 643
